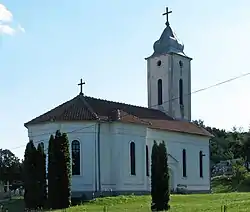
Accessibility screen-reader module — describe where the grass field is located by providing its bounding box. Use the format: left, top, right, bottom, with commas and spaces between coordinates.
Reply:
2, 193, 250, 212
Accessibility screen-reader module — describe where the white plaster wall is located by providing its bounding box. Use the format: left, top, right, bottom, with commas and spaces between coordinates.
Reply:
147, 128, 210, 191
103, 122, 210, 192
27, 121, 97, 193
113, 123, 148, 191
171, 53, 192, 120
27, 120, 210, 194
99, 122, 117, 191
147, 54, 170, 111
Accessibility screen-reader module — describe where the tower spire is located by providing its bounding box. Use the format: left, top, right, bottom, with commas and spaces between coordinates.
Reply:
162, 7, 172, 26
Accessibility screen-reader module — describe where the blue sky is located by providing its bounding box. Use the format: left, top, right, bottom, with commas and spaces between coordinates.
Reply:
1, 0, 250, 159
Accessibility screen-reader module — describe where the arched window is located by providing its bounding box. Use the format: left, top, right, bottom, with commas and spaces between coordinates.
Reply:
182, 149, 187, 177
199, 151, 204, 178
179, 79, 183, 105
158, 79, 163, 105
72, 140, 80, 175
146, 145, 149, 176
130, 142, 136, 175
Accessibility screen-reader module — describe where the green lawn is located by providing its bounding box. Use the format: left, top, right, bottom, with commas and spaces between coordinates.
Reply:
2, 193, 250, 212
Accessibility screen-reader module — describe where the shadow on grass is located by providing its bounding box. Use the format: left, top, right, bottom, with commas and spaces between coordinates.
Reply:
1, 198, 25, 212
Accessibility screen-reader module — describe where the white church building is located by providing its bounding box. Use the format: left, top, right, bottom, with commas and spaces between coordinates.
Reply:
24, 8, 212, 198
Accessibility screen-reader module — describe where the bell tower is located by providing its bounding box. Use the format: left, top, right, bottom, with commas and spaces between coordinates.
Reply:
146, 7, 192, 121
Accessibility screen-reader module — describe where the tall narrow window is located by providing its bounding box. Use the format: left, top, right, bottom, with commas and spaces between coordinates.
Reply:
72, 140, 80, 175
182, 149, 187, 177
146, 145, 149, 176
199, 151, 204, 178
179, 79, 183, 105
130, 142, 136, 175
158, 79, 163, 105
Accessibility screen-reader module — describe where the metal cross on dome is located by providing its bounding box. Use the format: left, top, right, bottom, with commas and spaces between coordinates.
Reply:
162, 7, 172, 26
78, 78, 85, 95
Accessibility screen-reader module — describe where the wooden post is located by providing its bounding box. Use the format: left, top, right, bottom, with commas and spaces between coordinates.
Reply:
221, 205, 227, 212
224, 205, 227, 212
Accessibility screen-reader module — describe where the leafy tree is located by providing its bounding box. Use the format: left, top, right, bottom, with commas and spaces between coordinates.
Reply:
231, 159, 248, 186
23, 140, 39, 209
151, 141, 170, 211
243, 133, 250, 156
192, 120, 250, 165
36, 143, 47, 208
0, 149, 22, 183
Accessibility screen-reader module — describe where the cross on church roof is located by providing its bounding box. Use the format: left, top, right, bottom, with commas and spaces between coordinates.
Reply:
162, 7, 172, 26
78, 78, 85, 95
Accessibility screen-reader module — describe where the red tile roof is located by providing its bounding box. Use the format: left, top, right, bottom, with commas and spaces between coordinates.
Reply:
24, 94, 212, 137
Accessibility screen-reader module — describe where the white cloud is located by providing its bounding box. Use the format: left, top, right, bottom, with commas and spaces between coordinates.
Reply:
0, 4, 24, 35
17, 24, 25, 33
0, 24, 15, 35
0, 4, 12, 22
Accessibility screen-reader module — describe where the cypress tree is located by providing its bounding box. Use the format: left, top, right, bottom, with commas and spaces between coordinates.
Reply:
158, 141, 170, 211
151, 141, 170, 211
60, 132, 71, 208
151, 141, 160, 211
47, 130, 71, 209
23, 140, 39, 209
54, 130, 62, 209
37, 143, 47, 209
48, 134, 56, 209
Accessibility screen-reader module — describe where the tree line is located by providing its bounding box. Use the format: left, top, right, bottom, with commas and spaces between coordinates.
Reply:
23, 130, 71, 210
193, 120, 250, 166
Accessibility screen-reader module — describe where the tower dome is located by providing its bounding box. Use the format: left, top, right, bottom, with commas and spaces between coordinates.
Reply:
153, 25, 184, 56
148, 7, 186, 59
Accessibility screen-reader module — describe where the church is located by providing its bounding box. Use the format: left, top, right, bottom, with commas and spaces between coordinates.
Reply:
24, 8, 212, 198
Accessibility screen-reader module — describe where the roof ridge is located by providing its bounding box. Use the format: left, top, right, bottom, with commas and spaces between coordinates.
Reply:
84, 95, 166, 112
79, 94, 99, 120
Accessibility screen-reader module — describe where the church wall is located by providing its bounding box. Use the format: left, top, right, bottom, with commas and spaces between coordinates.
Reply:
147, 128, 210, 192
113, 122, 148, 191
99, 122, 118, 191
27, 121, 98, 193
27, 121, 210, 194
